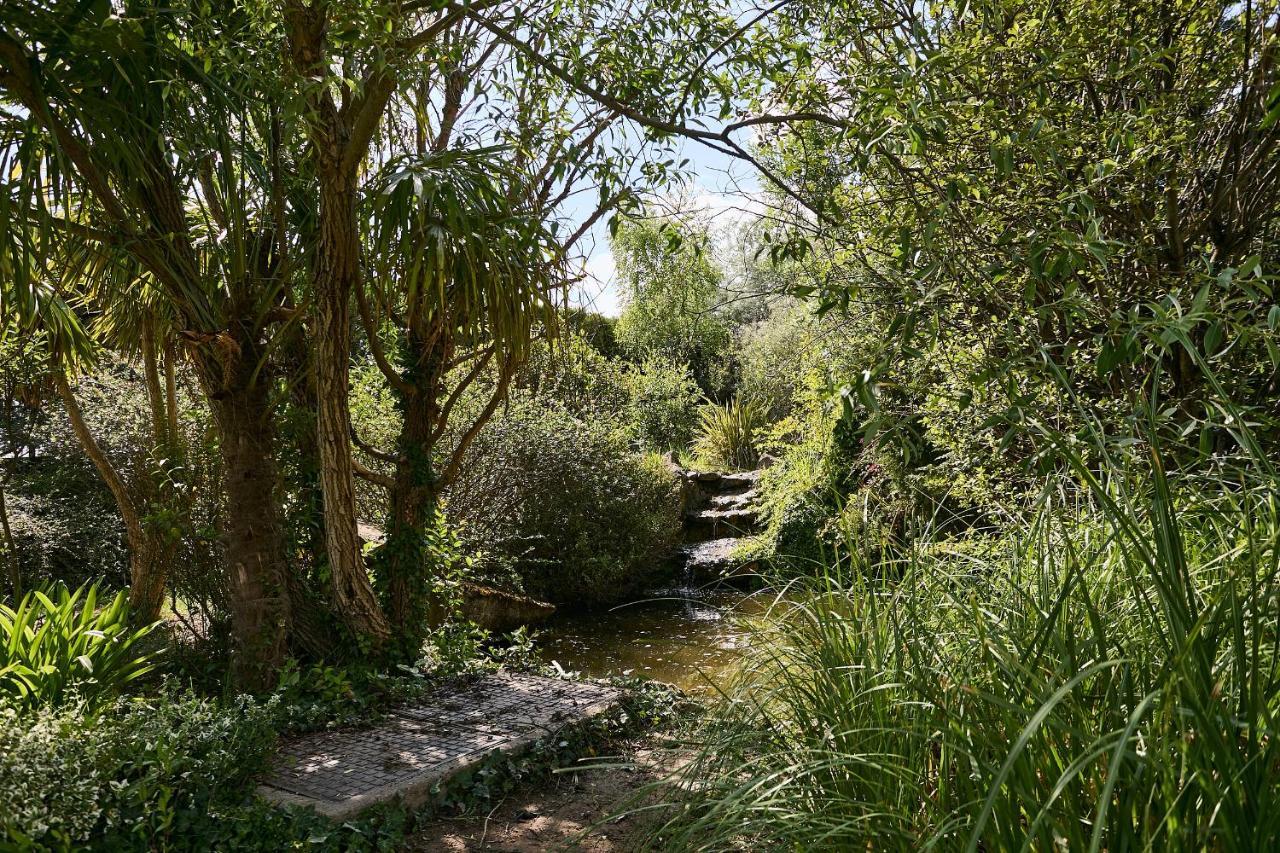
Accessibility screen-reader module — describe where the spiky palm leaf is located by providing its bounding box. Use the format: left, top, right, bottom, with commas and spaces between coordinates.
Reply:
364, 146, 564, 362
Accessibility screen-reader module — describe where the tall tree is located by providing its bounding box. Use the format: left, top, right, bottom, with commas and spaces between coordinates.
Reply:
0, 3, 298, 687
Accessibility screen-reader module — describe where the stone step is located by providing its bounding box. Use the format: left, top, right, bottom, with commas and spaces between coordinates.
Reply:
684, 507, 759, 542
687, 506, 757, 527
681, 538, 738, 572
710, 489, 758, 510
715, 470, 761, 491
679, 538, 760, 581
259, 673, 621, 820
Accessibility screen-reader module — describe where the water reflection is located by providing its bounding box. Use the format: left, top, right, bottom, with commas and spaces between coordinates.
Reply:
535, 583, 772, 695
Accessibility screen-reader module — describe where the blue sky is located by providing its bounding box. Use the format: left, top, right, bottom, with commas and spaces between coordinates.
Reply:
567, 138, 762, 316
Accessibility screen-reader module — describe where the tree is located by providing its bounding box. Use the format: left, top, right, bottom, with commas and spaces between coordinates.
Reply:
0, 4, 302, 687
0, 0, 734, 680
352, 11, 667, 652
738, 0, 1280, 452
614, 217, 732, 397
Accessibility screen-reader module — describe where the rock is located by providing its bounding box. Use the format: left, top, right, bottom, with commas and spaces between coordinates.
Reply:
684, 506, 760, 542
680, 538, 758, 580
695, 470, 723, 484
460, 583, 556, 633
717, 470, 761, 490
710, 489, 759, 511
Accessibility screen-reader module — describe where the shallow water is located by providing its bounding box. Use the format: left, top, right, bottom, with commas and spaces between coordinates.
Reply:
534, 583, 774, 695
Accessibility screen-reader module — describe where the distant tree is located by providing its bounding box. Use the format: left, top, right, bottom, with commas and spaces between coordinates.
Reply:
614, 218, 732, 398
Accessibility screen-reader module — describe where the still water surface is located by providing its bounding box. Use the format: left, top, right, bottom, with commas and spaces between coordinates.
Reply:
534, 583, 777, 695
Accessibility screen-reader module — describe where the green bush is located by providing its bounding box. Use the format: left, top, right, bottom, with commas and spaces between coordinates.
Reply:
613, 217, 734, 398
735, 303, 815, 421
447, 397, 681, 606
692, 397, 767, 470
622, 356, 702, 451
1, 582, 159, 712
0, 691, 277, 850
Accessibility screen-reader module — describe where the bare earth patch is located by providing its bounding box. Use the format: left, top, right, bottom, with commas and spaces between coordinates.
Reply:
405, 737, 684, 852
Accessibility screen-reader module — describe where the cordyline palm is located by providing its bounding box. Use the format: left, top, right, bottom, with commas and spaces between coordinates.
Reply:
0, 147, 185, 624
359, 145, 563, 650
0, 3, 301, 687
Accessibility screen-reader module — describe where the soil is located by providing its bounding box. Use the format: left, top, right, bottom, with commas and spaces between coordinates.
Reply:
405, 737, 683, 852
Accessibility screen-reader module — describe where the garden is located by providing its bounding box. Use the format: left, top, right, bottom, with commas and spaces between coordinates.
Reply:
2, 0, 1280, 849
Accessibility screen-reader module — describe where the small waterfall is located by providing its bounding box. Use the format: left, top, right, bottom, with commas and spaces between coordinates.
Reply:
671, 467, 763, 581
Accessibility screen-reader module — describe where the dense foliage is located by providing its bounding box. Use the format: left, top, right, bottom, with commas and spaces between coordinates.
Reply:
449, 397, 681, 605
2, 0, 1279, 847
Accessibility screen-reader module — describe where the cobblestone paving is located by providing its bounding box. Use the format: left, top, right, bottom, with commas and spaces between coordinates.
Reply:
259, 673, 621, 819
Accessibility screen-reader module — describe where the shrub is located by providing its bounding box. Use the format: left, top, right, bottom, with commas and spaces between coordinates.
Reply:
447, 397, 681, 606
735, 303, 815, 421
691, 397, 767, 470
0, 582, 159, 712
0, 690, 277, 850
622, 356, 702, 451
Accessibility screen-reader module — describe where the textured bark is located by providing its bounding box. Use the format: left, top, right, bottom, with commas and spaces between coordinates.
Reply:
163, 335, 180, 443
197, 345, 290, 692
278, 325, 339, 660
314, 170, 391, 645
384, 377, 437, 638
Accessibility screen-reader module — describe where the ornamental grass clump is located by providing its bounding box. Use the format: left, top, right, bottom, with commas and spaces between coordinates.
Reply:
650, 434, 1280, 850
692, 397, 767, 470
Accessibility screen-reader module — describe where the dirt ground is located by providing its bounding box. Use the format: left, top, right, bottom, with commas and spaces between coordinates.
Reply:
405, 738, 682, 852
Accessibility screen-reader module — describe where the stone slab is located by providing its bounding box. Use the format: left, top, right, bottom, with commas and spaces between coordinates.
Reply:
258, 673, 621, 820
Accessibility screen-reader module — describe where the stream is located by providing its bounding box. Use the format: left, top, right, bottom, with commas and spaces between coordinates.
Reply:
534, 582, 774, 696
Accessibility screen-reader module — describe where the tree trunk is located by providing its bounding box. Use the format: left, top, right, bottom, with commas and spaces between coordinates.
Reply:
163, 335, 180, 443
277, 325, 339, 660
199, 347, 291, 692
0, 476, 21, 599
54, 373, 171, 623
383, 378, 438, 653
314, 170, 391, 646
141, 315, 170, 448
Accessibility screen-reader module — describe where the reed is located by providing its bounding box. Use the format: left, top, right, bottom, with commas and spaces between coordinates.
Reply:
650, 423, 1280, 849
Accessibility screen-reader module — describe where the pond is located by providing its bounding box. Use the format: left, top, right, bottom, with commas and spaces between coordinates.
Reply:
534, 582, 778, 696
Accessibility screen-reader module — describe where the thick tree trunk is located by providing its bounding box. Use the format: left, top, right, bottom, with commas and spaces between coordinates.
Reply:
284, 0, 391, 649
314, 171, 391, 646
199, 347, 291, 692
277, 325, 339, 660
54, 373, 172, 623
